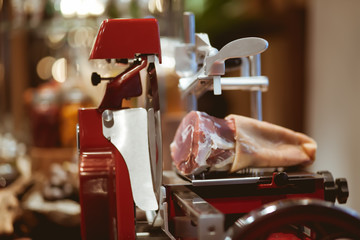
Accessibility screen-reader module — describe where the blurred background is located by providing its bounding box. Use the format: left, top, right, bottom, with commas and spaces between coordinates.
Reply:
0, 0, 359, 239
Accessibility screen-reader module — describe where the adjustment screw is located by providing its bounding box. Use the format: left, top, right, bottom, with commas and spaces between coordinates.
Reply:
317, 170, 337, 202
274, 172, 289, 186
102, 110, 114, 128
335, 178, 349, 204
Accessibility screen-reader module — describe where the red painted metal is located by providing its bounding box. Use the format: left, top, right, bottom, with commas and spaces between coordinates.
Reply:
267, 232, 311, 240
206, 191, 324, 215
258, 172, 281, 189
98, 59, 147, 112
89, 18, 162, 63
203, 175, 325, 214
78, 109, 135, 240
167, 189, 325, 220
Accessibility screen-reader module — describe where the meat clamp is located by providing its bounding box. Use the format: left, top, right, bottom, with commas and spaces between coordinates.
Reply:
77, 18, 162, 240
176, 12, 268, 120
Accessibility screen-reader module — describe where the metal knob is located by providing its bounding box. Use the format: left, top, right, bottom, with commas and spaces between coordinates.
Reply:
274, 172, 289, 186
335, 178, 349, 204
317, 170, 349, 204
317, 170, 337, 202
91, 72, 113, 86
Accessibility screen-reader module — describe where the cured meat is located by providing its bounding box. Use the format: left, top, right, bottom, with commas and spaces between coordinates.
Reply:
226, 114, 316, 173
170, 111, 316, 175
170, 111, 235, 175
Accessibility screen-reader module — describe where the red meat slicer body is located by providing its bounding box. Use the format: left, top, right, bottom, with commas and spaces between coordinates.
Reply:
78, 18, 162, 240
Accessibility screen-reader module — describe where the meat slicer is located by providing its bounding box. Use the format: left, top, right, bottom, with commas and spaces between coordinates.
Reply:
77, 16, 360, 240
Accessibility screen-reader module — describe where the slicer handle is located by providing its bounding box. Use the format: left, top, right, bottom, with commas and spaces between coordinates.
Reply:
91, 72, 113, 86
97, 59, 147, 111
205, 37, 268, 76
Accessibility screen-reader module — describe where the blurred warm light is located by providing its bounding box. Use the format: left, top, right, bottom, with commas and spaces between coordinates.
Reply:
162, 56, 175, 69
37, 56, 56, 80
52, 58, 67, 83
86, 0, 106, 16
68, 26, 96, 48
60, 0, 106, 18
47, 31, 67, 49
74, 27, 94, 47
60, 0, 78, 18
148, 0, 163, 14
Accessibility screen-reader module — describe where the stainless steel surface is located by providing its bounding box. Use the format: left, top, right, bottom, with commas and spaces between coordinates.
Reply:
163, 170, 191, 186
249, 54, 262, 120
241, 57, 250, 76
147, 108, 163, 206
213, 75, 222, 95
136, 222, 170, 239
155, 110, 163, 197
102, 109, 114, 129
76, 123, 80, 152
191, 176, 260, 186
200, 75, 268, 91
145, 57, 163, 211
180, 75, 268, 99
183, 12, 195, 44
250, 90, 262, 120
171, 186, 225, 240
175, 12, 197, 81
102, 108, 158, 211
205, 38, 268, 76
186, 93, 198, 111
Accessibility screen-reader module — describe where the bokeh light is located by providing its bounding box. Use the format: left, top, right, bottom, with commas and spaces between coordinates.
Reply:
52, 58, 67, 83
36, 56, 56, 80
60, 0, 106, 18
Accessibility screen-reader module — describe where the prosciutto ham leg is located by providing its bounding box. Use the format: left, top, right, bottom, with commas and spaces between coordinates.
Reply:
225, 114, 316, 173
170, 111, 316, 175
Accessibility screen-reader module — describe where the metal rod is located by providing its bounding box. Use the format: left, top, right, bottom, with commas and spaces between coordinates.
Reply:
241, 57, 250, 77
193, 76, 268, 92
249, 54, 263, 120
186, 94, 198, 111
215, 76, 268, 90
183, 12, 195, 44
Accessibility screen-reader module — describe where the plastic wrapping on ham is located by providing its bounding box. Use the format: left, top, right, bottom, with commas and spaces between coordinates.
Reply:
170, 111, 235, 175
170, 111, 316, 175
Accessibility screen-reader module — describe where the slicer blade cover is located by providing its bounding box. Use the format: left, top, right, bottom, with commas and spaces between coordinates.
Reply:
102, 108, 158, 211
89, 18, 162, 63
